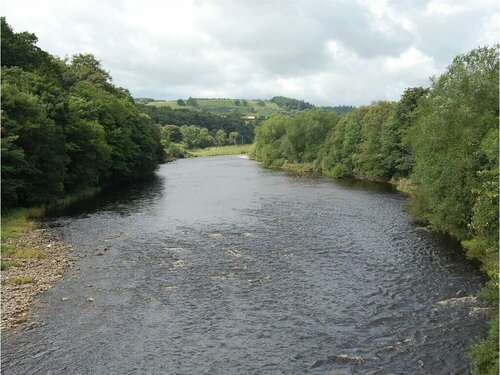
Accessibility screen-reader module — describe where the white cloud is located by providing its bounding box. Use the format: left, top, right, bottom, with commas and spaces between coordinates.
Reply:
1, 0, 497, 106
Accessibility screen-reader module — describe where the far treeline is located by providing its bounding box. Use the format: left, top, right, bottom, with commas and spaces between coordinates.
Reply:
252, 46, 499, 374
1, 18, 164, 210
137, 104, 255, 143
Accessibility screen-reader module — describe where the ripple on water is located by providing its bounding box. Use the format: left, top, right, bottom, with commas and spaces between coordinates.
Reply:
1, 156, 487, 375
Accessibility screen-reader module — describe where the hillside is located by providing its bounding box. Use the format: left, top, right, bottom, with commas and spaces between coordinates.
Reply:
137, 98, 281, 117
135, 97, 354, 117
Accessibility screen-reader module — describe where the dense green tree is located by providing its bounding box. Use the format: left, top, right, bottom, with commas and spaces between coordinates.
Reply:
380, 87, 428, 178
228, 131, 239, 145
353, 101, 395, 179
320, 107, 366, 177
179, 125, 214, 149
0, 17, 50, 71
161, 125, 182, 143
409, 46, 499, 240
186, 97, 198, 106
253, 115, 289, 166
270, 96, 314, 111
1, 19, 163, 210
215, 129, 227, 147
177, 98, 186, 106
137, 105, 254, 143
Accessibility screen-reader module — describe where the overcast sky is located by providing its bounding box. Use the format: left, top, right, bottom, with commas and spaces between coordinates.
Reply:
1, 0, 498, 106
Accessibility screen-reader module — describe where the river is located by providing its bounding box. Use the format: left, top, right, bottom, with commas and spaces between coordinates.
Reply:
1, 155, 487, 374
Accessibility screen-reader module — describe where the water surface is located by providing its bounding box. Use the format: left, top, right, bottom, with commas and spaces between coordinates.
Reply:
2, 156, 486, 374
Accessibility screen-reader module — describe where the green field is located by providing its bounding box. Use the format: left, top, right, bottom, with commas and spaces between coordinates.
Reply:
189, 144, 253, 157
147, 98, 282, 117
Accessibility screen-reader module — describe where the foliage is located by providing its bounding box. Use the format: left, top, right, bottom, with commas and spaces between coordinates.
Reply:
322, 105, 356, 115
137, 104, 255, 143
186, 97, 198, 106
253, 109, 338, 168
409, 47, 499, 241
189, 144, 252, 157
470, 313, 499, 375
270, 96, 314, 111
253, 45, 499, 374
180, 125, 214, 149
1, 18, 163, 211
228, 131, 240, 145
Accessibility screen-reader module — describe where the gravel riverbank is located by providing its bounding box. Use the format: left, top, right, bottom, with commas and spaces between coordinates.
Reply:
1, 227, 74, 330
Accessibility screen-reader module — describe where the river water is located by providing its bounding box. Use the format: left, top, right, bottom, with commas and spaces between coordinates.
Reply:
2, 156, 487, 374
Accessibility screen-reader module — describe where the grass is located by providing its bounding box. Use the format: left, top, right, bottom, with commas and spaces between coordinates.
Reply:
189, 144, 253, 157
12, 247, 42, 259
3, 277, 34, 286
1, 188, 100, 269
146, 98, 282, 117
281, 162, 316, 173
1, 208, 39, 241
1, 261, 22, 270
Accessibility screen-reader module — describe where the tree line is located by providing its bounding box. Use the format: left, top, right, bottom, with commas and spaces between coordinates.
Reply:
137, 104, 255, 143
1, 18, 164, 210
253, 46, 499, 374
159, 124, 240, 160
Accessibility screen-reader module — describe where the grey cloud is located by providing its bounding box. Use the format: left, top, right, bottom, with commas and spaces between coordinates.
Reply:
1, 0, 497, 105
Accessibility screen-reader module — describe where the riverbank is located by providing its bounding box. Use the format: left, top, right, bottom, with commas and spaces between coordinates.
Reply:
1, 211, 74, 330
266, 160, 414, 195
0, 190, 101, 330
189, 144, 253, 157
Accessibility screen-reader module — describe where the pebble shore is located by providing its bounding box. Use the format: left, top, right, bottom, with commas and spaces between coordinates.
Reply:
1, 228, 74, 330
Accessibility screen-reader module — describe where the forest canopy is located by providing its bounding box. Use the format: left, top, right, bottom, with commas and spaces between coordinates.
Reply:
1, 18, 164, 210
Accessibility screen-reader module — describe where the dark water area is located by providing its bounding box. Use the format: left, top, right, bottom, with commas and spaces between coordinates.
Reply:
2, 156, 487, 374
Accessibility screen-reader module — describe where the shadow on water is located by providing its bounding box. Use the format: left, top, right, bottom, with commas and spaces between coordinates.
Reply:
274, 168, 399, 195
45, 173, 165, 218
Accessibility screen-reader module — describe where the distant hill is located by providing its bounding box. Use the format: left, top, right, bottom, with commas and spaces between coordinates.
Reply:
269, 96, 314, 111
134, 97, 355, 117
137, 98, 281, 117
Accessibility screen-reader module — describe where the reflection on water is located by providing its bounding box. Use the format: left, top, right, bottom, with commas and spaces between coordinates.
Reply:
2, 156, 487, 374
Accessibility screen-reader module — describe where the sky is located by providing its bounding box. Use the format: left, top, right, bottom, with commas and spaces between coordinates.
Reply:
1, 0, 498, 106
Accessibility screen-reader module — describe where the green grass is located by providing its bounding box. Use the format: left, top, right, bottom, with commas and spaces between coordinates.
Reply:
3, 277, 33, 286
146, 98, 282, 117
1, 260, 22, 270
1, 208, 39, 241
1, 188, 100, 265
189, 144, 253, 157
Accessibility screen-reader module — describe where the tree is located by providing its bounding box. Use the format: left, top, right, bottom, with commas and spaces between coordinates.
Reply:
1, 18, 164, 210
242, 99, 248, 106
380, 87, 427, 178
161, 125, 182, 143
409, 46, 499, 240
177, 98, 186, 106
234, 99, 241, 106
215, 129, 227, 147
186, 97, 198, 106
228, 131, 239, 145
1, 17, 50, 71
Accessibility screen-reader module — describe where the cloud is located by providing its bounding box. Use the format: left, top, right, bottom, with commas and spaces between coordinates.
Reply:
1, 0, 497, 105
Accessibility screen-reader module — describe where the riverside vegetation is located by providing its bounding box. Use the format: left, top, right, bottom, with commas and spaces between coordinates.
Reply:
252, 46, 499, 375
1, 17, 497, 374
1, 17, 164, 324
